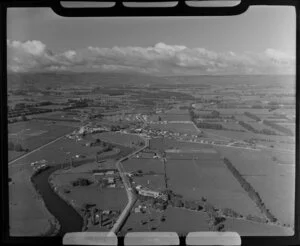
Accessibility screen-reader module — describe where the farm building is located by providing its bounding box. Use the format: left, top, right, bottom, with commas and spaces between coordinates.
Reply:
138, 189, 160, 198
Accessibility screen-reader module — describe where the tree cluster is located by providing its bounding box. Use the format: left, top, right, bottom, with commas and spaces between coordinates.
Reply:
8, 141, 28, 152
72, 178, 93, 187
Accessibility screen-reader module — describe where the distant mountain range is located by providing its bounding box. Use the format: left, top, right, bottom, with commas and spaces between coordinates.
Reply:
7, 72, 295, 90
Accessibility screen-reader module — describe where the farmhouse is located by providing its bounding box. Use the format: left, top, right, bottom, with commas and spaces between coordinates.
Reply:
105, 170, 115, 175
135, 185, 166, 200
106, 177, 115, 184
138, 189, 161, 198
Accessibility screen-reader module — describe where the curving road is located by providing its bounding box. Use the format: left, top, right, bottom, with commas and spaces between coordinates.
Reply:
110, 137, 149, 234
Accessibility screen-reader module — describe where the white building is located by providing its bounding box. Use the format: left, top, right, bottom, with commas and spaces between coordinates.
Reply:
138, 189, 161, 199
105, 171, 115, 175
78, 126, 86, 135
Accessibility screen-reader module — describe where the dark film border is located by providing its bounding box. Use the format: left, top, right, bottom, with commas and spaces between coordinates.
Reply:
0, 0, 299, 245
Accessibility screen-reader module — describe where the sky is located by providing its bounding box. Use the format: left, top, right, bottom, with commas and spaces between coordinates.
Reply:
6, 6, 296, 75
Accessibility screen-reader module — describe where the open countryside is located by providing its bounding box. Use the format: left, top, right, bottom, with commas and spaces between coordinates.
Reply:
7, 73, 295, 237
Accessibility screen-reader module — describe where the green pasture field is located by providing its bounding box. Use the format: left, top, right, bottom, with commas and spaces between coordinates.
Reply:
224, 218, 293, 236
149, 122, 198, 134
92, 132, 144, 147
215, 147, 295, 225
165, 152, 263, 217
122, 158, 164, 174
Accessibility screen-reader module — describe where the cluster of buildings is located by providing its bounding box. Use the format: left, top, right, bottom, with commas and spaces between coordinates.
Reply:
78, 125, 109, 135
135, 185, 167, 201
137, 127, 201, 143
66, 125, 110, 140
92, 169, 119, 188
30, 159, 49, 172
30, 159, 49, 171
89, 208, 120, 228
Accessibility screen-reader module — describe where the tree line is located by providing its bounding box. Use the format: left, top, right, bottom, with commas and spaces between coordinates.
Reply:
244, 112, 261, 121
8, 141, 29, 152
223, 158, 277, 223
263, 120, 294, 136
238, 121, 278, 135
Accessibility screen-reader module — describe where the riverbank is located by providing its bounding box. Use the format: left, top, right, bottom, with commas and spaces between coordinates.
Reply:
48, 172, 86, 232
48, 160, 128, 233
9, 165, 60, 236
32, 165, 83, 235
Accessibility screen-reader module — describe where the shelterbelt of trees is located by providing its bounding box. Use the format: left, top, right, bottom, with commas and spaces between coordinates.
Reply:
244, 112, 261, 121
8, 141, 29, 152
263, 120, 294, 136
223, 158, 278, 223
238, 121, 278, 135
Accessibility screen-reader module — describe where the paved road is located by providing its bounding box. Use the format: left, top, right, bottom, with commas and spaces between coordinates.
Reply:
110, 137, 149, 234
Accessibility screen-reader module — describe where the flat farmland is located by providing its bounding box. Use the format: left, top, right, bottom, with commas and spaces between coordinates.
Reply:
221, 122, 245, 131
261, 142, 295, 151
166, 152, 263, 217
51, 172, 92, 187
34, 95, 69, 102
9, 165, 56, 236
246, 175, 295, 225
247, 121, 283, 135
120, 204, 163, 233
166, 151, 218, 160
35, 105, 65, 110
166, 148, 217, 155
122, 158, 164, 173
57, 186, 127, 211
270, 150, 295, 165
92, 132, 143, 147
61, 160, 116, 173
34, 111, 80, 121
8, 151, 25, 161
203, 129, 254, 141
216, 147, 295, 178
10, 137, 98, 166
43, 112, 79, 118
276, 123, 296, 135
147, 114, 159, 122
235, 115, 258, 122
240, 95, 262, 101
223, 218, 293, 236
122, 206, 209, 234
8, 120, 75, 153
51, 162, 127, 211
215, 147, 295, 225
132, 175, 166, 191
150, 138, 212, 151
274, 108, 295, 116
157, 113, 190, 121
149, 122, 198, 134
157, 207, 210, 233
204, 129, 295, 143
165, 109, 190, 115
217, 108, 272, 116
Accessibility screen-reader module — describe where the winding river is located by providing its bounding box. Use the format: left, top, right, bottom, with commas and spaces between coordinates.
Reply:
30, 145, 134, 236
31, 166, 83, 236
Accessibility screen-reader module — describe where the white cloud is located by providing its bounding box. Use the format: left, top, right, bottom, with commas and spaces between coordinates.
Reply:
47, 65, 68, 71
7, 39, 46, 56
7, 39, 295, 75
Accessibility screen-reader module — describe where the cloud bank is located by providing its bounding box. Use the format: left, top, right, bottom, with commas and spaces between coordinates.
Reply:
7, 39, 295, 75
